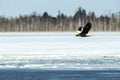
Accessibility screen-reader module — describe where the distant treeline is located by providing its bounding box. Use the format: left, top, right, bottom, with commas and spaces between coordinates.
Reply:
0, 7, 120, 32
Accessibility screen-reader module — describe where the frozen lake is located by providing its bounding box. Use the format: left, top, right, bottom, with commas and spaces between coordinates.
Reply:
0, 32, 120, 70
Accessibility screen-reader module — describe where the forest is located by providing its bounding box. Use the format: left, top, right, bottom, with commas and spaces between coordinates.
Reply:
0, 7, 120, 32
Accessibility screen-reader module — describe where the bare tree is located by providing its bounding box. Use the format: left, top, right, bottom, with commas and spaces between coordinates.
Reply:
0, 7, 120, 32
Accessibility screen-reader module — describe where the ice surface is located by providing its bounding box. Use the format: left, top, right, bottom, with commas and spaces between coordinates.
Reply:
0, 32, 120, 70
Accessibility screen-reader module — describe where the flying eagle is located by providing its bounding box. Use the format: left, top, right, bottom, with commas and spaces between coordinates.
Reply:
76, 22, 92, 37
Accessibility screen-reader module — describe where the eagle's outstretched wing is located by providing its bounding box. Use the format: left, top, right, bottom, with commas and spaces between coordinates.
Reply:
81, 22, 92, 34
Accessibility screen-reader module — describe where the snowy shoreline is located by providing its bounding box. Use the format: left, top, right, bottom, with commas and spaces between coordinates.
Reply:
0, 32, 120, 70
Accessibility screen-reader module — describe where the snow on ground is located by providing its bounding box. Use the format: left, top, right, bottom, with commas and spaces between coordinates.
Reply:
0, 32, 120, 70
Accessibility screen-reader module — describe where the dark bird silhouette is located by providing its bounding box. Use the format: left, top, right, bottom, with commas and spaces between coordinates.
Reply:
78, 27, 82, 31
76, 22, 92, 37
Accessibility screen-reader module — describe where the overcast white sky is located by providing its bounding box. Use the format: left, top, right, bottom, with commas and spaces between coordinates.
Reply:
0, 0, 120, 17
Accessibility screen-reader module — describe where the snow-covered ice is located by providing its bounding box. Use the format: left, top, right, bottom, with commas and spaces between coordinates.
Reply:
0, 32, 120, 70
